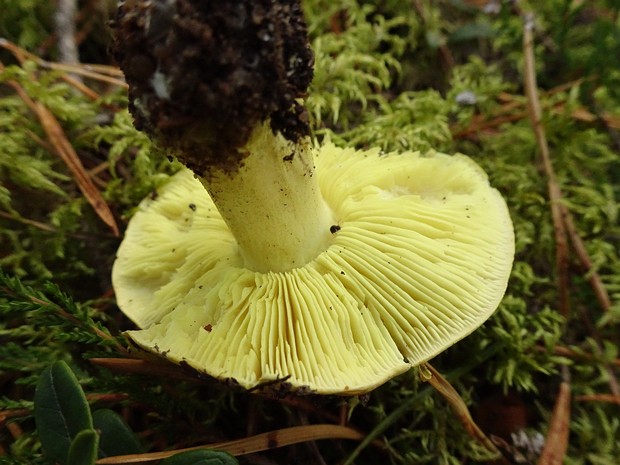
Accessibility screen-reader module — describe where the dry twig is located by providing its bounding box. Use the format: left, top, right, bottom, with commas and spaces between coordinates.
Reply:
0, 38, 127, 90
95, 424, 364, 464
560, 203, 612, 312
423, 364, 499, 455
536, 344, 620, 368
523, 15, 618, 397
537, 369, 571, 465
523, 13, 570, 318
574, 394, 620, 405
522, 15, 619, 459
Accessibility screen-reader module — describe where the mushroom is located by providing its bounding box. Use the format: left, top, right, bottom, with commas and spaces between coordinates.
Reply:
111, 0, 514, 395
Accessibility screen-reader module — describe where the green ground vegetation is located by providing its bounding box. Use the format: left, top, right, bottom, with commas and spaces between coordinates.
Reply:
1, 1, 619, 464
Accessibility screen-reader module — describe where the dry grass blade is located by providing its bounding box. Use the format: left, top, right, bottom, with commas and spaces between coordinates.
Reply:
95, 424, 364, 464
537, 378, 571, 465
423, 364, 499, 454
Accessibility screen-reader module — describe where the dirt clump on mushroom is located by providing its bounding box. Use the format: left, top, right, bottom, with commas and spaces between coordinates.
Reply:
113, 0, 313, 175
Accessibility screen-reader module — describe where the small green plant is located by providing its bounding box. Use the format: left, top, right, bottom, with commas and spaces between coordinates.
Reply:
33, 360, 236, 465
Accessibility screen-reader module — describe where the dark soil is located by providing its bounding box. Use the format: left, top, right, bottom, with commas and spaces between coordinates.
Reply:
113, 0, 314, 174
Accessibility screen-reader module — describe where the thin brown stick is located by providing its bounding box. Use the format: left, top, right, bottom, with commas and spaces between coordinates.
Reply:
0, 210, 57, 232
60, 71, 101, 100
560, 203, 611, 312
95, 424, 365, 464
537, 367, 571, 465
0, 38, 127, 88
424, 364, 499, 455
54, 65, 127, 89
44, 61, 125, 78
523, 14, 570, 318
523, 9, 619, 400
0, 409, 32, 426
574, 394, 620, 405
5, 422, 23, 440
537, 344, 620, 368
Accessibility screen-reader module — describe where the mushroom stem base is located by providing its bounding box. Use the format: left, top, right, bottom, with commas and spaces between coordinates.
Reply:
200, 123, 335, 272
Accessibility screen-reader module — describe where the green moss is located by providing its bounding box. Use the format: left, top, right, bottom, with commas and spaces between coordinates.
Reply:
307, 1, 411, 128
1, 1, 619, 463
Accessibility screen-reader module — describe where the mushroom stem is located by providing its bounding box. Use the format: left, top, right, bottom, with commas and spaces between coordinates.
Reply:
112, 0, 334, 271
200, 121, 335, 272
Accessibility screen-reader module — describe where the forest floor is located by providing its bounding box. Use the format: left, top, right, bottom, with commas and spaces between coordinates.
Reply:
1, 1, 619, 464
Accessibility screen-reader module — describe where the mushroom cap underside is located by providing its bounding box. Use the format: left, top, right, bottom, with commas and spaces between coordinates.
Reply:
112, 144, 515, 395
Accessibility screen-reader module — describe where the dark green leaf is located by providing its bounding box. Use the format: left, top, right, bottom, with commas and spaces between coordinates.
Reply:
160, 450, 239, 465
67, 429, 99, 465
33, 361, 93, 464
93, 408, 144, 457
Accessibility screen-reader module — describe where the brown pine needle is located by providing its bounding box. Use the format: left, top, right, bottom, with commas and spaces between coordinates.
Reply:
423, 364, 499, 455
3, 76, 120, 236
0, 38, 127, 87
523, 14, 570, 318
537, 378, 571, 465
537, 344, 620, 368
95, 424, 364, 464
559, 203, 611, 312
33, 98, 120, 235
574, 394, 620, 405
0, 409, 32, 426
522, 13, 619, 396
452, 77, 620, 139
